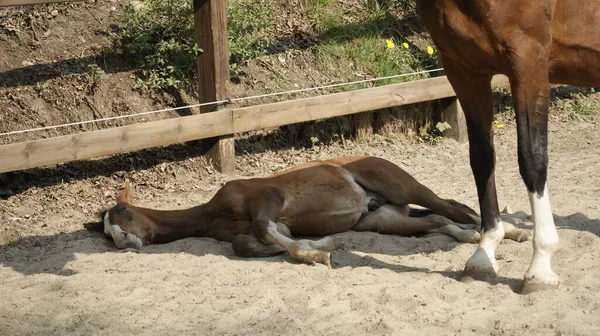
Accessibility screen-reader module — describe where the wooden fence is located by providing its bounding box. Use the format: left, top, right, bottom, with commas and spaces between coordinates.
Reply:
0, 0, 510, 174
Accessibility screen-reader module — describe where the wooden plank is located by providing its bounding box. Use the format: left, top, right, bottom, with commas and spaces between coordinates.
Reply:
0, 75, 509, 174
0, 0, 82, 6
193, 0, 235, 173
232, 75, 477, 132
0, 110, 233, 174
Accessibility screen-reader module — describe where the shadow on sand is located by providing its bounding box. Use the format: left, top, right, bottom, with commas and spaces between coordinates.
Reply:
1, 210, 597, 294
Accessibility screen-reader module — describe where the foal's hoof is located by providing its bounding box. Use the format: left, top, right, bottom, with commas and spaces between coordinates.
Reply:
459, 230, 481, 244
309, 251, 331, 267
515, 230, 532, 243
331, 237, 345, 250
521, 278, 559, 294
317, 252, 332, 267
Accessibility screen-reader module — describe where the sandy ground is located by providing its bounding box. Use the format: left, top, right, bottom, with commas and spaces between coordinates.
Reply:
1, 117, 600, 336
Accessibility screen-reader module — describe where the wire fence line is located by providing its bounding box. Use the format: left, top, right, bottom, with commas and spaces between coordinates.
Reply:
0, 68, 444, 137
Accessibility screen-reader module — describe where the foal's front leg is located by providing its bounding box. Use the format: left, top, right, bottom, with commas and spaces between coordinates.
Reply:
247, 188, 338, 266
262, 222, 339, 266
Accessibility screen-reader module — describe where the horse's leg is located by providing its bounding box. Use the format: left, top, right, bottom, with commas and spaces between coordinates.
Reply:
247, 188, 339, 266
232, 223, 341, 257
442, 59, 504, 281
508, 50, 559, 293
468, 216, 532, 243
232, 222, 291, 258
257, 221, 341, 266
232, 234, 287, 257
353, 204, 480, 243
343, 157, 479, 225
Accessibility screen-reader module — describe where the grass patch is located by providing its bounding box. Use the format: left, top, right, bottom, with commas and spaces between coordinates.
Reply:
308, 0, 436, 88
110, 0, 275, 92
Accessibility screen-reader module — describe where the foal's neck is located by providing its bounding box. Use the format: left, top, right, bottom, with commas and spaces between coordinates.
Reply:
140, 204, 212, 238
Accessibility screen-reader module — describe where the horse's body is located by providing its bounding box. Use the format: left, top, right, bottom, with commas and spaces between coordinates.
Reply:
416, 0, 600, 292
89, 156, 528, 266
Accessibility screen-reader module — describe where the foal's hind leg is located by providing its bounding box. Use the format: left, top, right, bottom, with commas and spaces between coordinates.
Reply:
342, 157, 479, 225
353, 204, 480, 243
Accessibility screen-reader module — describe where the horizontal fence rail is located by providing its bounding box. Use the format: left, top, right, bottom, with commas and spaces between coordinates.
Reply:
0, 0, 82, 6
0, 75, 509, 174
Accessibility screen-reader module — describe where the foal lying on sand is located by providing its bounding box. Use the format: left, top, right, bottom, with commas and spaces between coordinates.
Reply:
86, 156, 529, 266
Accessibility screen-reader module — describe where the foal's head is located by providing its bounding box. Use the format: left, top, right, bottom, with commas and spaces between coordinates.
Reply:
86, 184, 155, 249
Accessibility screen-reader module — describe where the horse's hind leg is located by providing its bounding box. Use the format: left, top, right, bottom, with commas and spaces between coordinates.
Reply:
353, 204, 480, 243
341, 157, 479, 225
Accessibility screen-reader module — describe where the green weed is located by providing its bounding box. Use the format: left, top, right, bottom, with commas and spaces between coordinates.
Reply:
110, 0, 274, 92
308, 0, 435, 88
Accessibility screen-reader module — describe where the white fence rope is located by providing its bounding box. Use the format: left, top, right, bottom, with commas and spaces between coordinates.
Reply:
0, 68, 443, 137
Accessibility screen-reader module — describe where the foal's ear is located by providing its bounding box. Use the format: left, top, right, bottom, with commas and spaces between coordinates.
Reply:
117, 183, 133, 204
84, 221, 104, 232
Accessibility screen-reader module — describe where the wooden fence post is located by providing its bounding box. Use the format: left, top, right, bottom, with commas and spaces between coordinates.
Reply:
193, 0, 235, 173
440, 97, 468, 143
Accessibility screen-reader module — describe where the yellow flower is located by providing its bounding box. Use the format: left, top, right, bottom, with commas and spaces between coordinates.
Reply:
385, 39, 395, 49
426, 46, 434, 55
493, 120, 499, 124
402, 42, 409, 49
496, 123, 505, 129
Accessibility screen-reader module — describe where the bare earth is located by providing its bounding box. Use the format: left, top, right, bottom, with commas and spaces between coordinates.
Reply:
1, 116, 599, 336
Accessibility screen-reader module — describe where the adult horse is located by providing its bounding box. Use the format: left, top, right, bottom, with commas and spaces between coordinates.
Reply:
416, 0, 600, 292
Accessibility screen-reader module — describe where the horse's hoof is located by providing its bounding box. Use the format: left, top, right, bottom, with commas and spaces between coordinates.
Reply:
461, 247, 499, 282
521, 278, 559, 294
516, 231, 532, 243
462, 230, 481, 244
332, 237, 345, 250
310, 251, 331, 267
461, 267, 497, 283
319, 252, 332, 268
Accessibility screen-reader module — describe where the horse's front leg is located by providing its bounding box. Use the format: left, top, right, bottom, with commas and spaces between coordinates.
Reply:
509, 54, 559, 294
443, 59, 504, 281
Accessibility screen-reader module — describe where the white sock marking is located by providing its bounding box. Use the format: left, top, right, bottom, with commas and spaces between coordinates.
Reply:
465, 222, 504, 273
524, 184, 559, 283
